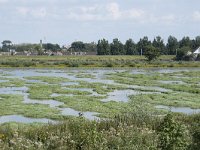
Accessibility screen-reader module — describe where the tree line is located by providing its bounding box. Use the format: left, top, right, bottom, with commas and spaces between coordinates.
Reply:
97, 36, 200, 55
1, 35, 200, 55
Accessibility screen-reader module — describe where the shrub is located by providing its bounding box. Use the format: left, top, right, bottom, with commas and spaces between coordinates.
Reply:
144, 45, 160, 61
176, 46, 193, 61
157, 113, 191, 150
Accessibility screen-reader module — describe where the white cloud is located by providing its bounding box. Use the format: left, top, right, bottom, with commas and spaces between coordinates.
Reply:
31, 8, 47, 18
192, 11, 200, 21
16, 7, 47, 18
106, 2, 121, 20
160, 14, 176, 24
16, 7, 30, 16
127, 9, 145, 19
63, 2, 147, 22
12, 1, 186, 25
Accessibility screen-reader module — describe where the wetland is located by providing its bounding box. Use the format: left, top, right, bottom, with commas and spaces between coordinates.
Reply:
0, 68, 200, 124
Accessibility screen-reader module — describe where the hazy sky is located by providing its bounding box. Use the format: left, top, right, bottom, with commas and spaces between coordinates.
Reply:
0, 0, 200, 45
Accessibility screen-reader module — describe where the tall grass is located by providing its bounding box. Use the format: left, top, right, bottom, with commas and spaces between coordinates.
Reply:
0, 111, 199, 149
0, 55, 199, 68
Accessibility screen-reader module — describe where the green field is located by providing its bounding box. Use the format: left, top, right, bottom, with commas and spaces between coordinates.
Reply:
1, 55, 200, 68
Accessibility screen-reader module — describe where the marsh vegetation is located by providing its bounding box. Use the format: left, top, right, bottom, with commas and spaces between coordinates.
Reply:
0, 68, 199, 149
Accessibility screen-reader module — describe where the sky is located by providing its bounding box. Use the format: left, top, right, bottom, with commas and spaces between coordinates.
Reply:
0, 0, 200, 46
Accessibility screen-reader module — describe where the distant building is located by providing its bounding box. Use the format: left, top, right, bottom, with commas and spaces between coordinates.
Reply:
194, 47, 200, 55
0, 52, 10, 56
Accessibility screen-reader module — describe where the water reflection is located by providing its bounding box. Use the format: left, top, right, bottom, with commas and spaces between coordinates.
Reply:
0, 115, 56, 124
155, 105, 200, 114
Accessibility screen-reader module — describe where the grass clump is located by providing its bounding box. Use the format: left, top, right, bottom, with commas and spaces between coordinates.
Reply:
0, 94, 62, 120
25, 76, 70, 84
0, 110, 198, 149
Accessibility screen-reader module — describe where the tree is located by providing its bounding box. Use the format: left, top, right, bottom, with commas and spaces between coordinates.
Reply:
71, 41, 85, 51
34, 45, 43, 55
166, 36, 179, 55
179, 36, 192, 48
85, 42, 97, 52
152, 36, 166, 54
1, 40, 12, 52
176, 46, 192, 61
110, 38, 124, 55
124, 39, 138, 55
192, 36, 200, 51
137, 36, 151, 55
144, 45, 160, 61
97, 39, 110, 55
43, 43, 61, 52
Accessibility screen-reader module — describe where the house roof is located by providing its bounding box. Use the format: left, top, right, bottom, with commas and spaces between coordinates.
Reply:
194, 47, 200, 54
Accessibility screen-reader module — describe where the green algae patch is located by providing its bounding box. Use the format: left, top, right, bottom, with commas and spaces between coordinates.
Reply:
0, 78, 26, 88
55, 95, 129, 118
129, 92, 200, 109
0, 94, 63, 120
25, 76, 70, 84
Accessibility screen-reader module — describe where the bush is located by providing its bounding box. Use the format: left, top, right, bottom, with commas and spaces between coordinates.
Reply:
157, 113, 191, 150
144, 45, 160, 61
176, 46, 192, 61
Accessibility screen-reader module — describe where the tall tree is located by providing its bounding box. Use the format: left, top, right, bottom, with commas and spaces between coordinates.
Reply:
13, 43, 36, 52
43, 43, 61, 52
110, 38, 124, 55
97, 39, 110, 55
137, 36, 151, 55
166, 36, 179, 55
195, 36, 200, 49
152, 36, 166, 54
71, 41, 85, 51
124, 39, 137, 55
179, 36, 192, 48
1, 40, 12, 52
85, 42, 97, 52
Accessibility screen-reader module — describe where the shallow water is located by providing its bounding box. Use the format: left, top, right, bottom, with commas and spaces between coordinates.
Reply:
61, 82, 79, 86
0, 80, 9, 83
155, 105, 200, 114
61, 108, 99, 120
158, 80, 185, 84
0, 68, 200, 123
103, 89, 160, 102
23, 94, 64, 108
23, 93, 99, 120
0, 86, 28, 94
0, 115, 56, 124
129, 85, 171, 92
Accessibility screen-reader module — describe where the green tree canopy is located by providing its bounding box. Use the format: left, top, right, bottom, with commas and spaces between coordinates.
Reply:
1, 40, 12, 52
179, 36, 192, 48
43, 43, 61, 52
84, 42, 97, 52
144, 45, 160, 61
137, 36, 151, 55
176, 46, 191, 61
110, 38, 124, 55
166, 36, 179, 55
13, 44, 37, 52
124, 39, 137, 55
152, 36, 166, 54
71, 41, 85, 51
97, 39, 110, 55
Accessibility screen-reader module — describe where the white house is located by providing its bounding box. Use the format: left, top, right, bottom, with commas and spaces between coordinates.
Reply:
194, 47, 200, 55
